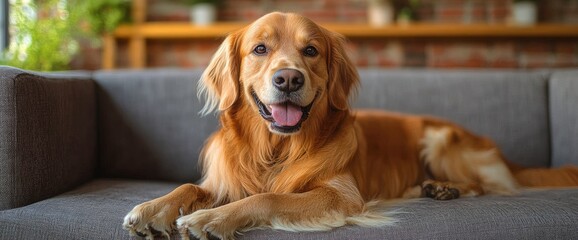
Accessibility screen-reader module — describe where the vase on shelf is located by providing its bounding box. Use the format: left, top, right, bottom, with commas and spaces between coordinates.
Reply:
186, 0, 219, 26
511, 0, 537, 26
368, 0, 394, 27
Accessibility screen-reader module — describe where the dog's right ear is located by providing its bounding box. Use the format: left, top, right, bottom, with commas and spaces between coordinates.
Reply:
325, 30, 359, 111
198, 31, 242, 115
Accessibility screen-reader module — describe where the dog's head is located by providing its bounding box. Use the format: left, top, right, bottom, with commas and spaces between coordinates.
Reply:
199, 12, 359, 135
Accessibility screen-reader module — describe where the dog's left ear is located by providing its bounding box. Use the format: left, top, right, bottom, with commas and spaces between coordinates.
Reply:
198, 30, 243, 115
326, 31, 359, 111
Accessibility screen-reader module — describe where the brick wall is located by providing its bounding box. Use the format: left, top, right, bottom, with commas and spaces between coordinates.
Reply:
74, 0, 578, 69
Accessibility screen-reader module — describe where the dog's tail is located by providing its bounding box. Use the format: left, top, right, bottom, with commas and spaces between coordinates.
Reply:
508, 163, 578, 187
345, 200, 401, 228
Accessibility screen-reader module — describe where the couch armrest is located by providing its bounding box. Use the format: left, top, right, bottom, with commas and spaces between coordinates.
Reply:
0, 66, 97, 210
550, 70, 578, 167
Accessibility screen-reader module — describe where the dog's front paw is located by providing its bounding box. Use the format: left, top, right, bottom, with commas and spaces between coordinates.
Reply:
123, 200, 181, 239
177, 207, 241, 240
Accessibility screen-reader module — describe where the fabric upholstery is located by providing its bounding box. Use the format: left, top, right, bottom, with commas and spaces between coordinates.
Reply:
0, 179, 180, 240
0, 66, 96, 210
2, 67, 578, 240
94, 69, 219, 183
550, 70, 578, 167
355, 69, 551, 168
0, 179, 577, 240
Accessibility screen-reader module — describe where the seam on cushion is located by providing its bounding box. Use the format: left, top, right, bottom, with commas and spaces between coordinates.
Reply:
544, 70, 553, 167
89, 71, 101, 178
10, 73, 17, 208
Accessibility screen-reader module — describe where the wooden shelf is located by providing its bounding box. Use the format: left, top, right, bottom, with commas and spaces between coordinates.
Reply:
113, 22, 244, 39
102, 0, 578, 69
112, 22, 578, 39
324, 23, 578, 38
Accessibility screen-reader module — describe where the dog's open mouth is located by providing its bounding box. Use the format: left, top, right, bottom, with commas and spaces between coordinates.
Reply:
252, 91, 315, 134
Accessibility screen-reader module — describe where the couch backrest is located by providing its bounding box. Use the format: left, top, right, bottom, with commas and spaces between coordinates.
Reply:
94, 69, 218, 183
94, 68, 556, 183
354, 69, 551, 168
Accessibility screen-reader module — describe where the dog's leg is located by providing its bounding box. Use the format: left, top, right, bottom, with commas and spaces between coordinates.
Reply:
420, 125, 518, 198
123, 184, 214, 239
177, 175, 379, 240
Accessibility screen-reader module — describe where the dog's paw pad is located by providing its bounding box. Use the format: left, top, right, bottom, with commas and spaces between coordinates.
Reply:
422, 182, 460, 200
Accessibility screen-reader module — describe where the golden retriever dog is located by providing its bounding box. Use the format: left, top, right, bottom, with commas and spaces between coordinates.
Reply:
123, 12, 578, 240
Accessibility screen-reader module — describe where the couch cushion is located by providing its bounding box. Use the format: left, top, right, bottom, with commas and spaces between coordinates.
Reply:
0, 179, 179, 240
0, 179, 577, 239
550, 70, 578, 167
354, 69, 550, 168
94, 69, 219, 183
243, 189, 578, 240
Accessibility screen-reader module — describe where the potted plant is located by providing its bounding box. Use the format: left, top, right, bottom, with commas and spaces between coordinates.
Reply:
511, 0, 537, 25
185, 0, 220, 26
396, 0, 420, 25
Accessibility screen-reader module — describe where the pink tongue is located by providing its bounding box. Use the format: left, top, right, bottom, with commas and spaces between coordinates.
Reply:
270, 103, 303, 127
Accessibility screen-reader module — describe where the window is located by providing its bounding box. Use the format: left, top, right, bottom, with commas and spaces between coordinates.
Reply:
0, 0, 7, 50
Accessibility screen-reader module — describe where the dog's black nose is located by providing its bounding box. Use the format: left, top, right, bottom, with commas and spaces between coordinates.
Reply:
272, 69, 304, 93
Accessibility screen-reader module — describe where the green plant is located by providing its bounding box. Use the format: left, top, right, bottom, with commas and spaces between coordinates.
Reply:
0, 0, 130, 71
84, 0, 131, 36
396, 0, 420, 22
1, 0, 79, 71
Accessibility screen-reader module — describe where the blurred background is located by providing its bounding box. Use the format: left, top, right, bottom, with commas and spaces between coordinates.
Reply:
1, 0, 578, 71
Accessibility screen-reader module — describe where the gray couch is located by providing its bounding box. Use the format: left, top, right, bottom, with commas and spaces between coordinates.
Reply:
1, 66, 577, 239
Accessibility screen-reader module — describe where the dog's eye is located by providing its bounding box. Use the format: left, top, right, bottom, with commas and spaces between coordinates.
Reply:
253, 45, 267, 55
303, 46, 318, 57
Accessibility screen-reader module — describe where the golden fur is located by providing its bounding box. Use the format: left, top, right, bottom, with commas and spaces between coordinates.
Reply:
123, 12, 578, 240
